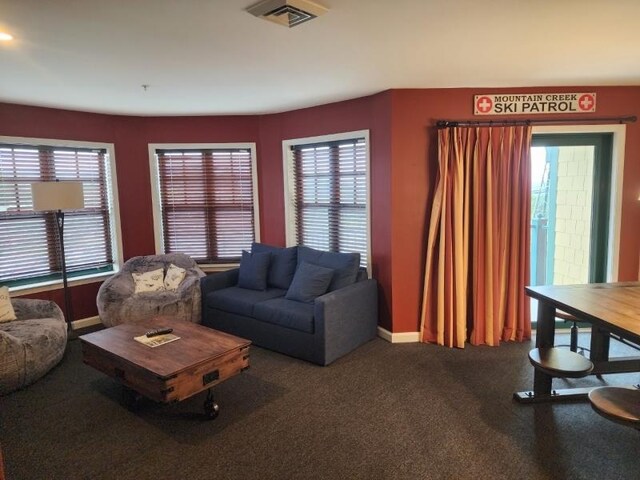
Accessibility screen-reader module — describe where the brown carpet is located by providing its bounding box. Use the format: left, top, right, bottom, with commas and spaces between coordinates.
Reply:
0, 333, 638, 480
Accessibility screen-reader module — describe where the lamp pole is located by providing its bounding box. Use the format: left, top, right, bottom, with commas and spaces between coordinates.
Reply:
31, 180, 84, 339
55, 209, 74, 330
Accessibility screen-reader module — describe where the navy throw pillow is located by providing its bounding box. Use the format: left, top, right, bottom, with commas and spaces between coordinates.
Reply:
251, 242, 297, 289
297, 246, 360, 291
285, 261, 334, 304
238, 250, 271, 291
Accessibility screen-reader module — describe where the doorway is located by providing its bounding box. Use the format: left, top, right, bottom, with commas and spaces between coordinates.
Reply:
530, 133, 613, 286
529, 132, 614, 326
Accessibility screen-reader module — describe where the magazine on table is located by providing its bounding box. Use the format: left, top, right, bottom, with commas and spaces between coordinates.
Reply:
134, 333, 181, 348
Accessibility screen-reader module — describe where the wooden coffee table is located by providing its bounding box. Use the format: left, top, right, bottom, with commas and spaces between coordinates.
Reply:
80, 317, 250, 418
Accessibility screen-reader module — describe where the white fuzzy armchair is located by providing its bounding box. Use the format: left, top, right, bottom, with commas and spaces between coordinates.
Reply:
97, 253, 205, 328
0, 298, 67, 395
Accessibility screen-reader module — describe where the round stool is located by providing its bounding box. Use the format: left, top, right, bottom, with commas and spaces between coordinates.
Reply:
528, 347, 594, 378
588, 387, 640, 429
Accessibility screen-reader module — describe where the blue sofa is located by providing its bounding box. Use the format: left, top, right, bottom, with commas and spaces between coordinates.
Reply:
200, 244, 378, 365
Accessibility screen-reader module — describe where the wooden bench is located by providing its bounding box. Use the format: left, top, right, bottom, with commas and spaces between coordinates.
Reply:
588, 387, 640, 429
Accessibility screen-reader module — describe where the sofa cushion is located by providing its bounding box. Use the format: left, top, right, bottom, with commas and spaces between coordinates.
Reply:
0, 286, 16, 323
132, 268, 165, 294
253, 298, 315, 334
252, 242, 297, 290
297, 246, 360, 291
285, 262, 334, 304
238, 250, 271, 291
164, 263, 187, 290
206, 286, 286, 317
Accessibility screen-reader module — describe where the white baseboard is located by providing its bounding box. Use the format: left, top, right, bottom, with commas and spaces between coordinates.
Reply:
376, 327, 584, 344
377, 327, 420, 343
71, 315, 101, 331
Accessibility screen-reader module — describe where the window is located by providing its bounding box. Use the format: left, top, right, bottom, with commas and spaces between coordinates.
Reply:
283, 131, 370, 269
149, 144, 259, 264
0, 138, 121, 289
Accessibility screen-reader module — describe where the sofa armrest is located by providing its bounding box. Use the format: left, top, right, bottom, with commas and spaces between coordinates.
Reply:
177, 274, 201, 297
12, 298, 65, 323
98, 271, 135, 300
96, 271, 135, 323
200, 268, 239, 296
314, 278, 378, 365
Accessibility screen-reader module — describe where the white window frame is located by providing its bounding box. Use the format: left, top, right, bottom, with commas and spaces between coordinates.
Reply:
531, 124, 626, 282
148, 142, 261, 272
282, 130, 372, 273
1, 135, 124, 295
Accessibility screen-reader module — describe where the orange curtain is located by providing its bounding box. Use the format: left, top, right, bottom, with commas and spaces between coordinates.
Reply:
420, 126, 532, 347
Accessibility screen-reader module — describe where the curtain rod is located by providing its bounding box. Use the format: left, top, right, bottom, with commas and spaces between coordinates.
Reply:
435, 115, 637, 128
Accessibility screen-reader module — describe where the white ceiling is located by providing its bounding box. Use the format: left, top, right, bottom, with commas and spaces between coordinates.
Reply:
1, 0, 639, 116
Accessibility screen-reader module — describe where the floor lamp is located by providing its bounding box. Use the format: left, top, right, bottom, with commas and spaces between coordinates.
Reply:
31, 181, 84, 335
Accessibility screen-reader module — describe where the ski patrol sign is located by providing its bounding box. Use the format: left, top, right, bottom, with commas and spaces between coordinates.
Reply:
474, 93, 596, 115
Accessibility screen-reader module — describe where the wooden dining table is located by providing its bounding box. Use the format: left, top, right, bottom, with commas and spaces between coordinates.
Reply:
514, 282, 640, 403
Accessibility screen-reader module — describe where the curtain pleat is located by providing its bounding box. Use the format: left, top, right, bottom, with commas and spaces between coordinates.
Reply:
420, 126, 532, 347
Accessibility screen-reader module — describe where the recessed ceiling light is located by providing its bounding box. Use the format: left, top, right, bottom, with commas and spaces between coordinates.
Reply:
0, 32, 14, 41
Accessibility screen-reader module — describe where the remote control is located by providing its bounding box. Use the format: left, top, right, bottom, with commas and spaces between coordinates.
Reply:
145, 327, 173, 337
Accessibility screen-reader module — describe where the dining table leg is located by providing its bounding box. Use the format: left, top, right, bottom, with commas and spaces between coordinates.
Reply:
533, 301, 556, 396
535, 301, 556, 348
590, 325, 610, 363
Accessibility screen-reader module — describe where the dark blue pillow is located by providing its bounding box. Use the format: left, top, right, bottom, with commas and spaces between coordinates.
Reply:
238, 250, 271, 291
251, 242, 297, 289
285, 261, 334, 304
297, 246, 360, 291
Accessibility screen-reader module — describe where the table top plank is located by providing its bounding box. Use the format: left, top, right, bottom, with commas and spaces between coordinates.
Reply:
526, 282, 640, 342
79, 317, 251, 378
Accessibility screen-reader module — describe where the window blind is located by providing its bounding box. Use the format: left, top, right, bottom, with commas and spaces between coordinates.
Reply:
0, 144, 114, 286
156, 148, 255, 263
291, 138, 368, 266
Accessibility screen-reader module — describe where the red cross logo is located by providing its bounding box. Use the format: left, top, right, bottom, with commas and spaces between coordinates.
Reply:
476, 96, 493, 114
578, 94, 596, 112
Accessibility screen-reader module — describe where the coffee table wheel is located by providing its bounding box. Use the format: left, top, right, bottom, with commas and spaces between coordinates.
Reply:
204, 389, 219, 420
122, 386, 143, 409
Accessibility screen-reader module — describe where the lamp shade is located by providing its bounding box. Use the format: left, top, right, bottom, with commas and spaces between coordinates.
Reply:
31, 181, 84, 212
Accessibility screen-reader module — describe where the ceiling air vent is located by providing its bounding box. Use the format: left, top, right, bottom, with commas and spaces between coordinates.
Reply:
247, 0, 328, 28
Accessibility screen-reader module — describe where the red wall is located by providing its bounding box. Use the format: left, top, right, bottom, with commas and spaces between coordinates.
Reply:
1, 85, 639, 334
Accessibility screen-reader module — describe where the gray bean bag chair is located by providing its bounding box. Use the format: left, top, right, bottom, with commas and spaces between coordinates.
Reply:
0, 298, 67, 396
97, 253, 205, 328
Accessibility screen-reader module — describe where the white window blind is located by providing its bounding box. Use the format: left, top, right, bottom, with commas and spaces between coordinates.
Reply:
155, 148, 256, 263
0, 144, 115, 287
291, 137, 368, 266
